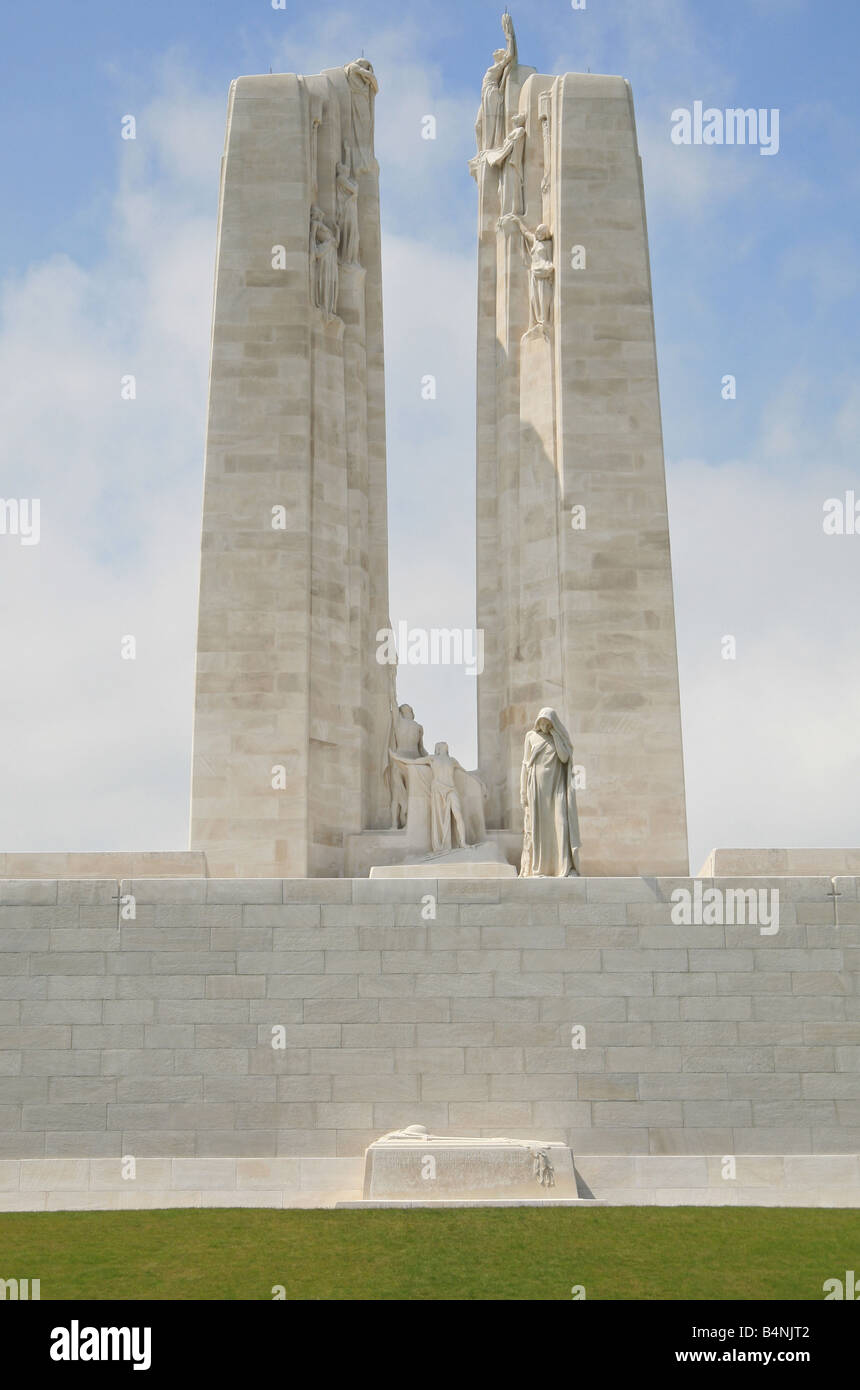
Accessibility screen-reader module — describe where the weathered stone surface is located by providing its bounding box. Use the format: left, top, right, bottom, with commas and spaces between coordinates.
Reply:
0, 875, 857, 1193
474, 69, 688, 877
189, 67, 391, 879
362, 1127, 577, 1199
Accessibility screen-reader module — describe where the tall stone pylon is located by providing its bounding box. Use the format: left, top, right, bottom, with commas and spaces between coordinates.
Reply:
473, 18, 689, 875
190, 63, 393, 877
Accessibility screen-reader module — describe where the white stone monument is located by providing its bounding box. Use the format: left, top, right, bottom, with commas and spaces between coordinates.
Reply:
472, 16, 689, 878
189, 64, 393, 878
188, 16, 689, 882
362, 695, 516, 877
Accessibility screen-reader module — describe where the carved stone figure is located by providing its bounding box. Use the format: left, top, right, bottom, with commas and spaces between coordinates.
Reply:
336, 160, 360, 264
502, 213, 554, 328
534, 1149, 556, 1188
384, 699, 428, 828
344, 58, 379, 172
392, 741, 468, 854
519, 707, 581, 877
475, 13, 518, 152
376, 1125, 552, 1152
309, 96, 325, 198
309, 206, 339, 315
538, 89, 552, 222
486, 111, 527, 216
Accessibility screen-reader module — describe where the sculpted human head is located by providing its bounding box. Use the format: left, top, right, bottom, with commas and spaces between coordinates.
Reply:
434, 742, 449, 756
535, 707, 558, 735
398, 704, 414, 720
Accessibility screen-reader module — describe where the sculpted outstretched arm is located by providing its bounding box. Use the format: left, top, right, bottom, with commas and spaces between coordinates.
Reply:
499, 211, 532, 247
390, 750, 431, 767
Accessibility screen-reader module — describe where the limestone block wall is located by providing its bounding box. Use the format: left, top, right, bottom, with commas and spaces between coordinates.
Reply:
0, 876, 857, 1172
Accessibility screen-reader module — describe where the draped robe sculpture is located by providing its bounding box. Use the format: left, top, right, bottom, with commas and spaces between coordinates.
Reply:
336, 160, 360, 263
520, 708, 581, 877
310, 205, 338, 315
501, 213, 554, 328
344, 58, 379, 172
486, 112, 527, 216
475, 12, 518, 153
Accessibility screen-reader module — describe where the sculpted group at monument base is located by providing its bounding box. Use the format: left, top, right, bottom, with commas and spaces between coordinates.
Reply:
366, 688, 518, 878
364, 691, 582, 878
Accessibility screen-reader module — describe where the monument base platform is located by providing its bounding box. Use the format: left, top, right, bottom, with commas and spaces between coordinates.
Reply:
347, 829, 521, 877
337, 1198, 598, 1208
370, 841, 517, 879
0, 872, 858, 1210
699, 848, 860, 876
2, 1155, 858, 1210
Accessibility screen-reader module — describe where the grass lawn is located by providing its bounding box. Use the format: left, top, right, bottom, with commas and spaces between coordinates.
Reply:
1, 1206, 857, 1300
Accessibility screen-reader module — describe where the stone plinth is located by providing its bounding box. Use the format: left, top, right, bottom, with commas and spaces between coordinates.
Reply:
363, 1132, 577, 1199
369, 841, 517, 879
0, 852, 206, 879
345, 829, 521, 877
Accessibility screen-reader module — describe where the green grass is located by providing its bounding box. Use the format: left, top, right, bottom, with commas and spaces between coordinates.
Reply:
0, 1207, 856, 1300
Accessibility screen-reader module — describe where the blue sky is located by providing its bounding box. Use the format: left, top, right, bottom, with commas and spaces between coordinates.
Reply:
0, 0, 858, 869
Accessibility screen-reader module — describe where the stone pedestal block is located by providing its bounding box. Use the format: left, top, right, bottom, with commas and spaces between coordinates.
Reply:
362, 1131, 577, 1199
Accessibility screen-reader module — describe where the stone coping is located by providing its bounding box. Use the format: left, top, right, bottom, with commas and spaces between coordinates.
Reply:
699, 850, 860, 877
0, 875, 856, 905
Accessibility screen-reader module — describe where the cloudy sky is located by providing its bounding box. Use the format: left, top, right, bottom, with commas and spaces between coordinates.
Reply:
0, 0, 858, 872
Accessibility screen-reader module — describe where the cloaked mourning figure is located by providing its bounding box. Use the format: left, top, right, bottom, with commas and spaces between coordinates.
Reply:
520, 708, 581, 877
344, 58, 379, 172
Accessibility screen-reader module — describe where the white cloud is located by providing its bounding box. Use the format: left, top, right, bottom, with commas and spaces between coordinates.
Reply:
669, 438, 860, 872
0, 56, 485, 847
0, 71, 218, 850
